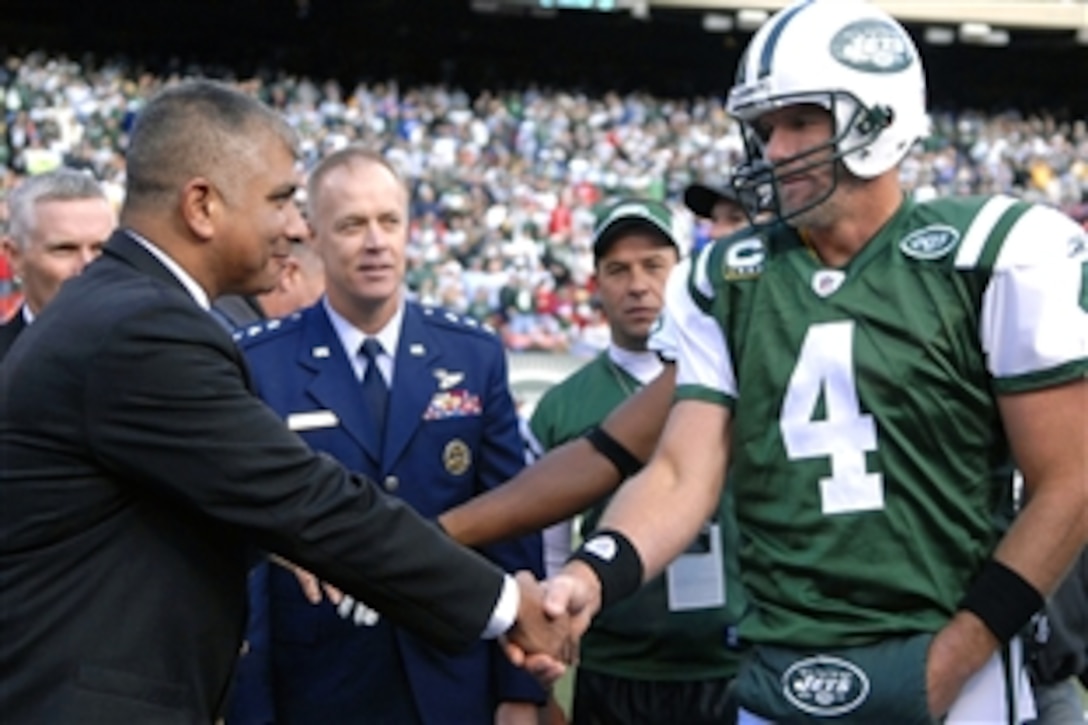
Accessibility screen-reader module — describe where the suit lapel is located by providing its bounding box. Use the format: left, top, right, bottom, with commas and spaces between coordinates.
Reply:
299, 306, 383, 461
383, 304, 440, 467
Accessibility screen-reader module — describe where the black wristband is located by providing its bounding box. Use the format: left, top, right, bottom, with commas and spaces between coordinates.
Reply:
584, 425, 644, 480
959, 559, 1044, 644
568, 529, 644, 610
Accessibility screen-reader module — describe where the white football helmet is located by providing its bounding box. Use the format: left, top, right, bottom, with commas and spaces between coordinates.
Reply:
726, 0, 929, 221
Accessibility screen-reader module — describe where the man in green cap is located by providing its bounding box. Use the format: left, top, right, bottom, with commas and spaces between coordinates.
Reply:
527, 198, 746, 724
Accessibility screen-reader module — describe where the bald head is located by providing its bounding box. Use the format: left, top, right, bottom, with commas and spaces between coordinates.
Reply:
305, 145, 409, 219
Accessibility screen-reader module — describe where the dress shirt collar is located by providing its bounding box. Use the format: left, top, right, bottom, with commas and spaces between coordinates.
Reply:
124, 230, 211, 310
322, 296, 404, 382
21, 304, 34, 326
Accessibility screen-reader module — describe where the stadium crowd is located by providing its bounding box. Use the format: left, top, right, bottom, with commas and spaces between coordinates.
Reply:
1, 50, 1087, 349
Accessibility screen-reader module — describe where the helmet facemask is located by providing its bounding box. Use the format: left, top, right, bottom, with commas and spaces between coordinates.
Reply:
730, 89, 895, 225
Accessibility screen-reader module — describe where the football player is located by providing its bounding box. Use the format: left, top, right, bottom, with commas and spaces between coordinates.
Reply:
509, 1, 1087, 722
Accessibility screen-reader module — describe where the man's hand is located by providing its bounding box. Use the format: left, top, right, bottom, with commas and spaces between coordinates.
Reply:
494, 701, 542, 725
541, 560, 602, 642
925, 611, 999, 717
501, 571, 578, 683
269, 555, 344, 606
503, 564, 603, 685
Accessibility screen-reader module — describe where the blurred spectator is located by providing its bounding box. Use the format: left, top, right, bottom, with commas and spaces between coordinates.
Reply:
683, 178, 750, 251
0, 167, 114, 360
256, 239, 325, 318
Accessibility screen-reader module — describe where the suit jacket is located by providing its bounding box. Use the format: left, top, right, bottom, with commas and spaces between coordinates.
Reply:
0, 306, 27, 363
0, 231, 506, 724
231, 301, 545, 723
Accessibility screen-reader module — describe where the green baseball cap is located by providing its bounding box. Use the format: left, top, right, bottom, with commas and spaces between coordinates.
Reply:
592, 198, 678, 264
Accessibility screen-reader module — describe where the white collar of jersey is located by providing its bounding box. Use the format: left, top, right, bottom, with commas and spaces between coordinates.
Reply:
608, 344, 664, 386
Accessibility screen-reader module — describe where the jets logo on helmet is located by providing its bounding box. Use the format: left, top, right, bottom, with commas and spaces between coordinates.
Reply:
726, 0, 929, 222
831, 19, 914, 73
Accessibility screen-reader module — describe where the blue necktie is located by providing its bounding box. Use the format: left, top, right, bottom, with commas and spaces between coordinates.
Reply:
359, 338, 389, 446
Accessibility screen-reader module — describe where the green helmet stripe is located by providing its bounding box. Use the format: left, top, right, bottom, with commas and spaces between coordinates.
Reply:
757, 0, 814, 79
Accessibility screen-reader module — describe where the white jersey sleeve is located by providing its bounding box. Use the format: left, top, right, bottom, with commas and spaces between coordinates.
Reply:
976, 204, 1088, 386
664, 248, 738, 404
647, 259, 686, 363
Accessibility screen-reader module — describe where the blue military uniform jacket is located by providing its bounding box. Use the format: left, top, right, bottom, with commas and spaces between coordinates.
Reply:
230, 300, 545, 724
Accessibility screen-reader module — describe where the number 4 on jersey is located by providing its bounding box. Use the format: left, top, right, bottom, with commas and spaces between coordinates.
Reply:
779, 321, 885, 515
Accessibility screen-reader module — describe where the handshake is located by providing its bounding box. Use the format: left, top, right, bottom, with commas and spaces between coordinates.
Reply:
279, 556, 605, 685
500, 567, 602, 684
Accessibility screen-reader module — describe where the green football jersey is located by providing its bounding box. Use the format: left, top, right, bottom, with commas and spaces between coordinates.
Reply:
670, 194, 1088, 649
530, 352, 748, 680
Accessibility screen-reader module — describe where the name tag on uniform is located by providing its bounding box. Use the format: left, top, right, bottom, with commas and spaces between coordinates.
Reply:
286, 410, 339, 431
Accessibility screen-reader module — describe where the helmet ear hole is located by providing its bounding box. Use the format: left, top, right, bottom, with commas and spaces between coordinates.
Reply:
858, 106, 894, 136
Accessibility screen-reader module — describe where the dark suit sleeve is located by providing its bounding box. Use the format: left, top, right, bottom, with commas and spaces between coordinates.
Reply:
83, 301, 504, 652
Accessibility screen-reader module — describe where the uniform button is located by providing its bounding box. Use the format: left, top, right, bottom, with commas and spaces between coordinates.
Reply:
239, 639, 250, 656
384, 475, 399, 492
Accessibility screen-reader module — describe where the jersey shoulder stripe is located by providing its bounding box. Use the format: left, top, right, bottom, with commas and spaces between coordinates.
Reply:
939, 194, 1034, 272
952, 195, 1019, 268
688, 241, 718, 314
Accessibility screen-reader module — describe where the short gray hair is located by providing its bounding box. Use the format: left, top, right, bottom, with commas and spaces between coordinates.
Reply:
124, 79, 299, 212
305, 145, 409, 221
6, 168, 109, 249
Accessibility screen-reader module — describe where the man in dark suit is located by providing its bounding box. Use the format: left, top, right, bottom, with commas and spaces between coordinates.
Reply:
230, 146, 546, 724
0, 80, 567, 725
0, 167, 115, 361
